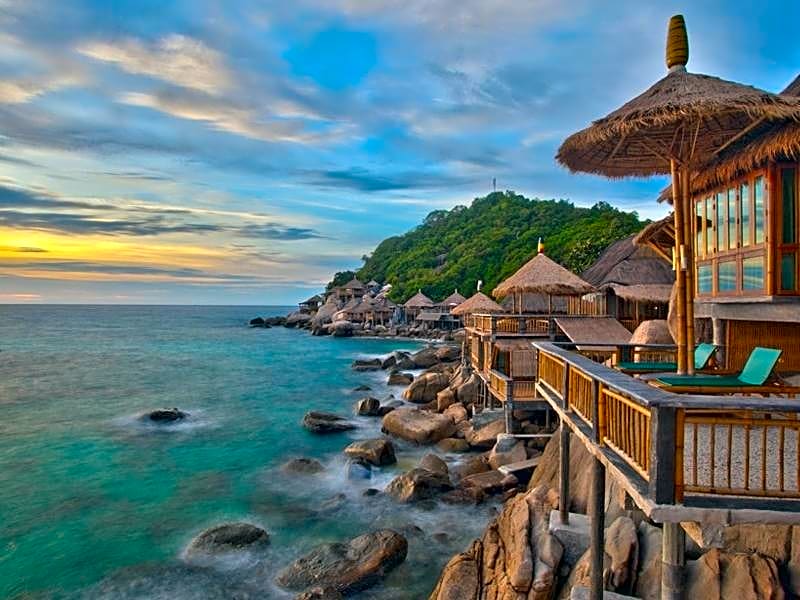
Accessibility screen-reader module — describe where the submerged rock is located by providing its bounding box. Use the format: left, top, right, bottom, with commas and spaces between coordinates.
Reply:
303, 411, 356, 434
185, 522, 269, 557
249, 316, 265, 327
387, 371, 414, 386
346, 459, 372, 480
282, 457, 325, 475
354, 397, 381, 417
352, 358, 382, 371
275, 529, 408, 595
295, 588, 344, 600
144, 408, 189, 423
344, 438, 396, 466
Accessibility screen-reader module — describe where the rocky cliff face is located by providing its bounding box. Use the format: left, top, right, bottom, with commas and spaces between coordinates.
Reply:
430, 428, 796, 600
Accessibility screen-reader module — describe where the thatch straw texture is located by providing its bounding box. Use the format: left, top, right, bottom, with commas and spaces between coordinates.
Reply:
633, 215, 676, 261
557, 69, 800, 178
439, 290, 467, 307
342, 278, 365, 290
582, 235, 673, 288
451, 292, 505, 316
608, 283, 673, 303
403, 291, 434, 308
629, 319, 674, 345
493, 253, 594, 298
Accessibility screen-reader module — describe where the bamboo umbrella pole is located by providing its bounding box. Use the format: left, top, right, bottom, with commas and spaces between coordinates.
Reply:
671, 159, 688, 374
682, 164, 696, 374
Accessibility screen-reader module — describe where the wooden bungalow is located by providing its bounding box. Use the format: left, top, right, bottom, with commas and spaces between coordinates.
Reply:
438, 289, 467, 312
578, 234, 674, 331
298, 293, 324, 313
451, 291, 504, 329
340, 278, 366, 300
402, 290, 434, 322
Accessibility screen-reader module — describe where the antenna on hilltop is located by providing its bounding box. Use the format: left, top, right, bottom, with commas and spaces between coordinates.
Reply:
492, 177, 496, 192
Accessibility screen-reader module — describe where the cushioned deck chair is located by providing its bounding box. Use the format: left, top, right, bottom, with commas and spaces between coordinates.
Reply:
617, 343, 717, 375
651, 347, 793, 394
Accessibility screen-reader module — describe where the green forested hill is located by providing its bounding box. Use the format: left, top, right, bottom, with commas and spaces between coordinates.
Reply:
331, 191, 648, 302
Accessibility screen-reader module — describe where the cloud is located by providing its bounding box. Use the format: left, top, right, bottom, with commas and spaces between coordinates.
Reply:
78, 34, 232, 95
0, 245, 47, 252
310, 167, 476, 192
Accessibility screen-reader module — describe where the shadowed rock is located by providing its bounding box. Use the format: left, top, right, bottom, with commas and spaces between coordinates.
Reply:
303, 411, 356, 434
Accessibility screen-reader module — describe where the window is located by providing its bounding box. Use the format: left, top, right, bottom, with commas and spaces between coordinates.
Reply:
740, 182, 750, 247
703, 197, 712, 255
716, 191, 726, 251
718, 261, 737, 292
727, 188, 737, 250
742, 256, 764, 291
754, 176, 765, 244
697, 264, 713, 294
696, 201, 704, 258
782, 169, 797, 244
782, 254, 797, 292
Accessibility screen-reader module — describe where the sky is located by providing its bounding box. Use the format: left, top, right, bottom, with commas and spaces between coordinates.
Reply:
0, 1, 799, 305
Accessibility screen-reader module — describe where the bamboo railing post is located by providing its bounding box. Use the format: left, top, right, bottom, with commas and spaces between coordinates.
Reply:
591, 379, 602, 443
559, 424, 571, 525
662, 522, 686, 600
590, 456, 606, 600
505, 379, 515, 434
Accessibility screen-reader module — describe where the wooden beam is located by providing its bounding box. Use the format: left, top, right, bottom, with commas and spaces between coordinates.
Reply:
590, 456, 606, 600
661, 522, 685, 600
671, 160, 688, 374
560, 424, 571, 525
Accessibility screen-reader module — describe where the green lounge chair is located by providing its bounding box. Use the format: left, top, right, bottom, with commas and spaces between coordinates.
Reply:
617, 343, 717, 374
653, 347, 782, 390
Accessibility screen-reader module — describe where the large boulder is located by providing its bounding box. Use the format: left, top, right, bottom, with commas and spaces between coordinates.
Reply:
354, 397, 381, 416
443, 402, 469, 424
418, 453, 449, 477
387, 371, 414, 386
344, 439, 396, 466
458, 470, 516, 496
331, 321, 354, 337
411, 346, 440, 368
184, 523, 269, 558
295, 588, 344, 600
454, 373, 481, 407
604, 516, 639, 593
429, 486, 562, 600
685, 548, 785, 600
286, 310, 312, 328
450, 454, 491, 482
465, 418, 506, 450
634, 521, 663, 600
437, 438, 470, 453
381, 408, 456, 444
403, 372, 450, 404
303, 411, 356, 434
352, 358, 381, 371
435, 388, 457, 412
275, 530, 407, 595
385, 468, 453, 503
488, 434, 528, 470
249, 316, 265, 327
435, 345, 461, 363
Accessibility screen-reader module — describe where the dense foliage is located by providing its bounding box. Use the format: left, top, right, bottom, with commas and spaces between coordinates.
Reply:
331, 192, 647, 302
325, 270, 358, 292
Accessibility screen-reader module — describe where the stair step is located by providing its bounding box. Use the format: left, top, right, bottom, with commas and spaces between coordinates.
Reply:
498, 456, 541, 476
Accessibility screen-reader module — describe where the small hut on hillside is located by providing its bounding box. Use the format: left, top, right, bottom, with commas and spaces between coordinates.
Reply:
403, 290, 434, 322
579, 234, 675, 331
452, 292, 505, 328
298, 294, 324, 313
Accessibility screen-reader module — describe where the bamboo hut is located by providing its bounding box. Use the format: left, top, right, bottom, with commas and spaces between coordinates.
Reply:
557, 14, 800, 373
438, 289, 467, 312
452, 292, 504, 328
298, 293, 324, 313
403, 290, 434, 322
492, 251, 594, 314
579, 235, 674, 330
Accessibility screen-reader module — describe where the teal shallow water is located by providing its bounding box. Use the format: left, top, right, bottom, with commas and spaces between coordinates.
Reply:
0, 305, 493, 599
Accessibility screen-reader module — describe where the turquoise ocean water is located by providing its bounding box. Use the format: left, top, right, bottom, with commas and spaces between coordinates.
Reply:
0, 305, 493, 599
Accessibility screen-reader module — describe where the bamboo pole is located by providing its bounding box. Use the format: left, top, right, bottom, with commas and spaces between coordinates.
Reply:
590, 457, 606, 600
682, 165, 696, 374
671, 160, 688, 374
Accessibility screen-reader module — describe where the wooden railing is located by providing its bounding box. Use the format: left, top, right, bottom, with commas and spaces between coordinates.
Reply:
513, 380, 538, 400
488, 370, 508, 400
486, 369, 537, 402
534, 341, 800, 510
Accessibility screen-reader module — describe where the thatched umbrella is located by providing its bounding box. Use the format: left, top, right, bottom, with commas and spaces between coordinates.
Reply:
557, 15, 800, 373
493, 252, 594, 314
451, 291, 505, 316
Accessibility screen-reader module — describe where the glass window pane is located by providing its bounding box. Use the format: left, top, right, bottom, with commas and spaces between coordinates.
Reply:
704, 197, 712, 255
696, 201, 703, 258
727, 188, 737, 250
782, 169, 796, 244
754, 176, 765, 244
718, 261, 737, 292
716, 192, 726, 251
740, 183, 750, 248
697, 264, 713, 294
781, 253, 797, 291
742, 256, 764, 291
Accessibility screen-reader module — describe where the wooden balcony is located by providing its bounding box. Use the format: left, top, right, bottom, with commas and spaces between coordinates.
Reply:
486, 369, 538, 403
470, 313, 554, 337
534, 341, 800, 519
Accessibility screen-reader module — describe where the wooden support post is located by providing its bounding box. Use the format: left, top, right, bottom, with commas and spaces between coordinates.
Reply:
662, 522, 685, 600
590, 456, 606, 600
649, 406, 677, 504
559, 424, 570, 524
682, 166, 696, 374
671, 160, 688, 374
505, 380, 515, 434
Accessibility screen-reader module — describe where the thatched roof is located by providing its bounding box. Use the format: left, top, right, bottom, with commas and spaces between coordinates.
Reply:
404, 290, 434, 308
342, 278, 365, 290
555, 317, 632, 348
633, 215, 675, 263
493, 253, 594, 298
500, 293, 570, 313
608, 283, 673, 303
581, 235, 673, 289
556, 17, 800, 178
451, 292, 505, 316
439, 290, 467, 307
629, 319, 674, 345
300, 293, 324, 305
